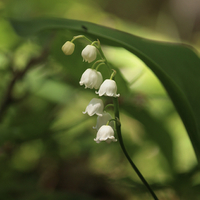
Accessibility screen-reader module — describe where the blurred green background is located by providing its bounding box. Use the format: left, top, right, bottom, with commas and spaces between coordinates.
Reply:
0, 0, 200, 199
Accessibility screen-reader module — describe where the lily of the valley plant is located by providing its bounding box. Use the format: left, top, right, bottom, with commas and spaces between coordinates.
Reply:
62, 35, 159, 200
62, 35, 119, 143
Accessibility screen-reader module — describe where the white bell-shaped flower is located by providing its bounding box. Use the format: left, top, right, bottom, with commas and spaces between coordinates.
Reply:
81, 45, 97, 63
94, 125, 117, 143
79, 68, 103, 89
93, 111, 114, 131
83, 98, 104, 116
96, 79, 120, 97
61, 41, 75, 55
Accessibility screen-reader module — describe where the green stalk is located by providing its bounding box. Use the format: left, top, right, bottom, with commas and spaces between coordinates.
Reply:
75, 34, 159, 199
113, 97, 159, 200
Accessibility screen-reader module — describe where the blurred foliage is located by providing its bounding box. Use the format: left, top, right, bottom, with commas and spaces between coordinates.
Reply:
0, 0, 200, 200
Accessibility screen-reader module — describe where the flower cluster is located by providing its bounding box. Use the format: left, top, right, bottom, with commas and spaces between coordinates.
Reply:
62, 36, 120, 143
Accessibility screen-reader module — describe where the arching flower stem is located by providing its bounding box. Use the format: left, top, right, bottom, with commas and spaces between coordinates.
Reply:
91, 40, 99, 46
106, 118, 117, 126
71, 35, 89, 43
96, 62, 106, 71
104, 104, 114, 110
91, 59, 105, 69
112, 97, 159, 200
110, 69, 116, 80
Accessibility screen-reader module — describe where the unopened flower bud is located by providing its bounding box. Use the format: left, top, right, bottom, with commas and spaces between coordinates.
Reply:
62, 41, 75, 55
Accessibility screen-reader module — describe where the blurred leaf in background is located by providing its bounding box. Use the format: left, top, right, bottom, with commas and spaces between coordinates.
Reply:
0, 0, 200, 200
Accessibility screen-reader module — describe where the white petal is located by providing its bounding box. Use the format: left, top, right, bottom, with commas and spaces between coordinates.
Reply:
83, 98, 104, 116
96, 79, 120, 97
79, 69, 103, 90
94, 125, 117, 143
81, 45, 97, 63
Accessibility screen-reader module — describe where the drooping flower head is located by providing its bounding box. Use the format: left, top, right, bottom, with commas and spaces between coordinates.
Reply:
62, 41, 75, 55
94, 125, 117, 143
93, 111, 114, 131
83, 98, 104, 116
81, 45, 97, 63
96, 79, 120, 97
79, 68, 103, 89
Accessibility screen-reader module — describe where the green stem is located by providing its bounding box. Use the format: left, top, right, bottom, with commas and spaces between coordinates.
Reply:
110, 69, 116, 80
95, 46, 112, 72
91, 40, 112, 73
104, 104, 114, 110
96, 62, 105, 71
71, 35, 90, 43
91, 59, 104, 69
112, 97, 159, 200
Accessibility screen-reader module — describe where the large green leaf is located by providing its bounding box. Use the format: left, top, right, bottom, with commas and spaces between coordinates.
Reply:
10, 18, 200, 162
